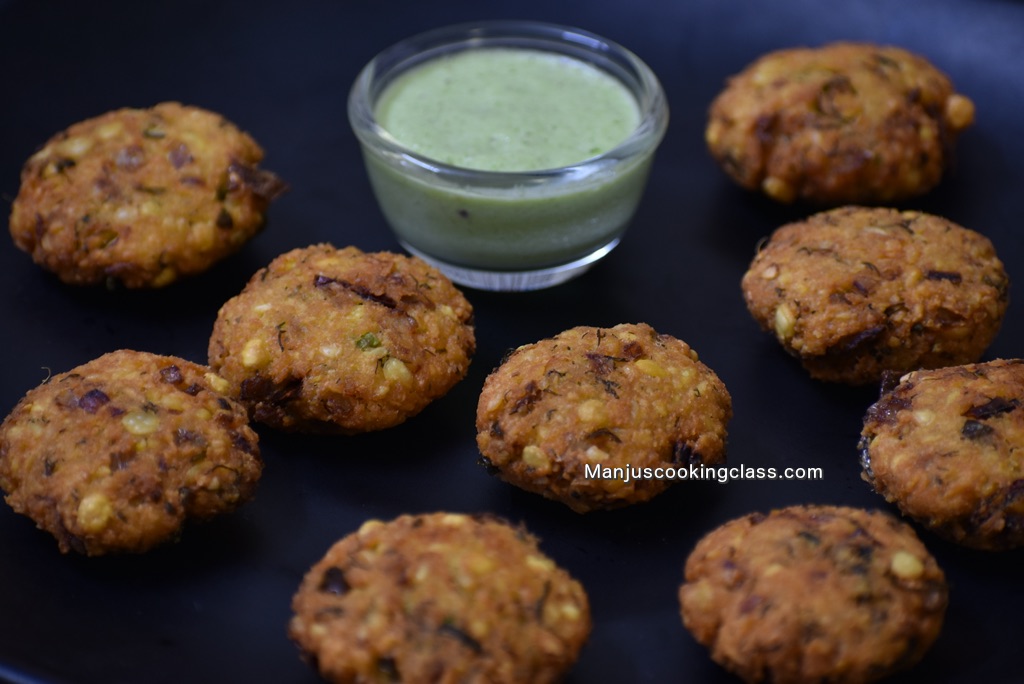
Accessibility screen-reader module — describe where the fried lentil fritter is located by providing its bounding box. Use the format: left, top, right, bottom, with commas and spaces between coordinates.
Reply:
679, 505, 948, 684
289, 513, 591, 684
742, 206, 1008, 385
208, 244, 475, 433
860, 359, 1024, 550
0, 350, 261, 555
9, 102, 287, 288
706, 42, 975, 204
476, 322, 731, 512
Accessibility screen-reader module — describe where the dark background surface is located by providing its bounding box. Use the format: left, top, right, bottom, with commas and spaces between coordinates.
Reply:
1, 1, 1023, 682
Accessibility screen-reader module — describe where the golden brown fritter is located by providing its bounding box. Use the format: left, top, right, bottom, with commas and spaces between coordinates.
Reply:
742, 206, 1008, 385
9, 102, 286, 288
208, 244, 475, 433
706, 42, 974, 204
288, 513, 591, 684
860, 359, 1024, 550
679, 505, 948, 684
0, 350, 261, 555
476, 322, 731, 512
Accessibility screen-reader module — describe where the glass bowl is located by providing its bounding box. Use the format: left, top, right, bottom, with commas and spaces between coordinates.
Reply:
348, 20, 668, 291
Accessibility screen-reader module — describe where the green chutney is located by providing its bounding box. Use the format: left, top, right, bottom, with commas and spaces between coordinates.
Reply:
375, 48, 641, 172
363, 46, 657, 273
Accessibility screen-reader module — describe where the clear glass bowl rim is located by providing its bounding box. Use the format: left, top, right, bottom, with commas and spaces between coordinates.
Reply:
347, 19, 669, 183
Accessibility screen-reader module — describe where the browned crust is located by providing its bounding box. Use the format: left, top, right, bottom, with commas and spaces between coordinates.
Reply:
208, 244, 475, 433
706, 42, 974, 204
9, 102, 286, 288
0, 349, 261, 555
288, 513, 591, 684
476, 322, 731, 512
679, 504, 948, 683
742, 206, 1008, 385
860, 359, 1024, 550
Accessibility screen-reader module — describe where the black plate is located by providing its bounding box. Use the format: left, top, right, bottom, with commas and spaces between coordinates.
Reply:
1, 1, 1022, 682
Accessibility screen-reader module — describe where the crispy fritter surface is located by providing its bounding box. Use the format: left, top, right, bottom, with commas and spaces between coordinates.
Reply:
208, 244, 475, 433
289, 512, 591, 684
706, 42, 974, 204
476, 322, 731, 512
679, 505, 948, 684
0, 350, 261, 555
860, 359, 1024, 550
9, 101, 286, 288
742, 206, 1008, 385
